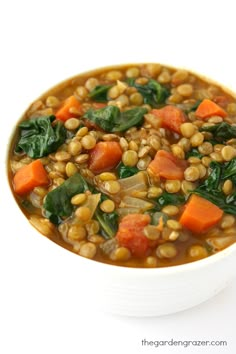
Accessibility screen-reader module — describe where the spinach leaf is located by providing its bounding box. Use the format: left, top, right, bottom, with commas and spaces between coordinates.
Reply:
85, 185, 119, 239
223, 158, 236, 182
199, 161, 222, 192
88, 84, 112, 102
43, 173, 89, 224
84, 105, 119, 131
95, 208, 118, 239
43, 171, 119, 235
208, 139, 218, 146
146, 194, 185, 223
15, 115, 66, 158
127, 78, 170, 107
84, 106, 147, 132
186, 148, 203, 159
225, 192, 236, 212
117, 163, 139, 178
192, 159, 236, 214
154, 192, 185, 211
200, 122, 236, 143
193, 189, 236, 214
113, 107, 147, 132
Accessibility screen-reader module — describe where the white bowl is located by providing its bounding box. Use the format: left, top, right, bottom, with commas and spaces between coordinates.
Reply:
3, 177, 236, 317
4, 66, 236, 317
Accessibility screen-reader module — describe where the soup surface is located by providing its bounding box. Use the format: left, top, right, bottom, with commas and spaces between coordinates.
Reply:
8, 63, 236, 267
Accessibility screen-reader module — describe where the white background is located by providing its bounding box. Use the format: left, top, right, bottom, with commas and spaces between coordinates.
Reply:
0, 0, 236, 353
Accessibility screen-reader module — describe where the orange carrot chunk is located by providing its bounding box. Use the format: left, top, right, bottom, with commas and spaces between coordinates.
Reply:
151, 105, 186, 134
179, 194, 223, 233
88, 141, 122, 174
148, 150, 187, 180
195, 98, 227, 119
55, 95, 83, 121
13, 159, 49, 195
116, 214, 151, 257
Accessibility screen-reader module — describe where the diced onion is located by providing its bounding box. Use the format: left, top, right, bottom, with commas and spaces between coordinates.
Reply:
100, 238, 118, 255
206, 236, 235, 251
118, 172, 148, 196
120, 196, 153, 211
58, 223, 81, 249
29, 192, 43, 209
117, 207, 141, 217
82, 194, 101, 219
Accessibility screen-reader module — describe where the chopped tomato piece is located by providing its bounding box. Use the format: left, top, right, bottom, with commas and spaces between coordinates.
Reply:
88, 142, 122, 174
148, 150, 187, 180
213, 95, 230, 108
151, 106, 186, 134
116, 214, 151, 257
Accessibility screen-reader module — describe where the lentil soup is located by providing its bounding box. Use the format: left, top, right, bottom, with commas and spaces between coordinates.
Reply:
8, 63, 236, 268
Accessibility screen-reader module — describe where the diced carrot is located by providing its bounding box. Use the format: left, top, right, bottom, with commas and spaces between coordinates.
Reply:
13, 159, 49, 195
195, 98, 227, 119
151, 105, 186, 134
116, 214, 151, 257
148, 150, 187, 180
179, 194, 223, 233
88, 141, 122, 174
55, 95, 83, 121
